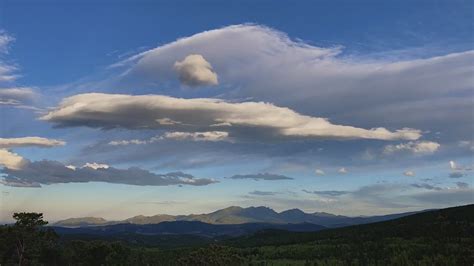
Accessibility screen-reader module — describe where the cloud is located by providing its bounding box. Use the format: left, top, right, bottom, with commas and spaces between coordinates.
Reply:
456, 182, 469, 189
82, 162, 109, 170
163, 131, 229, 142
449, 172, 464, 178
410, 183, 442, 191
302, 189, 349, 197
302, 182, 474, 210
0, 137, 65, 170
315, 169, 325, 176
0, 31, 14, 54
1, 160, 218, 187
411, 189, 474, 205
108, 131, 229, 146
227, 173, 293, 181
0, 87, 38, 106
449, 160, 458, 170
0, 137, 65, 148
383, 141, 440, 155
0, 31, 18, 83
338, 167, 348, 174
0, 149, 27, 170
448, 160, 472, 178
107, 24, 474, 144
458, 140, 474, 151
248, 190, 278, 196
449, 160, 471, 171
403, 170, 415, 177
174, 54, 218, 86
41, 93, 421, 142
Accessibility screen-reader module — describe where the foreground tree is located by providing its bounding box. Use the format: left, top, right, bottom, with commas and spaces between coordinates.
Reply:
0, 212, 60, 265
13, 213, 49, 265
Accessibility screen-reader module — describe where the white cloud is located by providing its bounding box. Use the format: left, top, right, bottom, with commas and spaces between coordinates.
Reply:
0, 87, 37, 104
82, 162, 110, 170
449, 160, 458, 170
0, 31, 19, 83
41, 93, 421, 141
404, 170, 415, 177
109, 139, 149, 146
106, 24, 473, 143
338, 167, 348, 174
449, 160, 472, 171
164, 131, 229, 142
108, 131, 229, 146
174, 54, 218, 86
65, 165, 77, 171
0, 31, 14, 54
0, 137, 65, 148
0, 149, 27, 170
315, 169, 325, 176
0, 137, 65, 171
383, 141, 440, 155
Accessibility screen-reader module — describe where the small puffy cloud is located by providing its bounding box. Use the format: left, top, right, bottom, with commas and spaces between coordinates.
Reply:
302, 189, 349, 197
248, 190, 278, 196
315, 169, 325, 176
41, 93, 422, 142
0, 137, 65, 148
174, 54, 218, 86
1, 160, 217, 187
449, 160, 457, 170
403, 170, 415, 177
338, 167, 348, 174
82, 162, 110, 170
65, 165, 76, 170
0, 149, 27, 170
227, 173, 293, 181
383, 141, 440, 155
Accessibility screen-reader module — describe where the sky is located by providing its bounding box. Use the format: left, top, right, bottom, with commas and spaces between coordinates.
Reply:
0, 0, 473, 222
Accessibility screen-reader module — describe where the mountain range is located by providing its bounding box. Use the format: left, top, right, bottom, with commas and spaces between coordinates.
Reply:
54, 206, 424, 228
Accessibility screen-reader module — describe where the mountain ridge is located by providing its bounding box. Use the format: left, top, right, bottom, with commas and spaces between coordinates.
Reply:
54, 206, 428, 228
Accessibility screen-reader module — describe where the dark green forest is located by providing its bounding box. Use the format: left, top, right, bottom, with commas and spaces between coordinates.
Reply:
1, 205, 473, 265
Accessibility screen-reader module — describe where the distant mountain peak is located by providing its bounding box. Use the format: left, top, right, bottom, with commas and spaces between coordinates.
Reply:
53, 205, 423, 228
280, 208, 305, 214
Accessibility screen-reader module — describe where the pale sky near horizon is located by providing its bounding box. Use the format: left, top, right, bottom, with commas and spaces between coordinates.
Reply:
0, 0, 473, 222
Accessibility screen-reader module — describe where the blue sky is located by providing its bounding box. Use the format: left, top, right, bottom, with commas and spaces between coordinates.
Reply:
0, 0, 473, 221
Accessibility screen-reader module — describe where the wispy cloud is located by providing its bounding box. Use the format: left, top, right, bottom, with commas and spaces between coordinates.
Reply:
227, 173, 293, 181
1, 160, 218, 187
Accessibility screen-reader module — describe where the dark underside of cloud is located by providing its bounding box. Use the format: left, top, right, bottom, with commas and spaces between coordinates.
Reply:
227, 173, 293, 181
302, 189, 350, 196
0, 160, 217, 187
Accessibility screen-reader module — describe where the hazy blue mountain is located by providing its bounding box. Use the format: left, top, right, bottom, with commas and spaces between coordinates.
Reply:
54, 206, 426, 228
